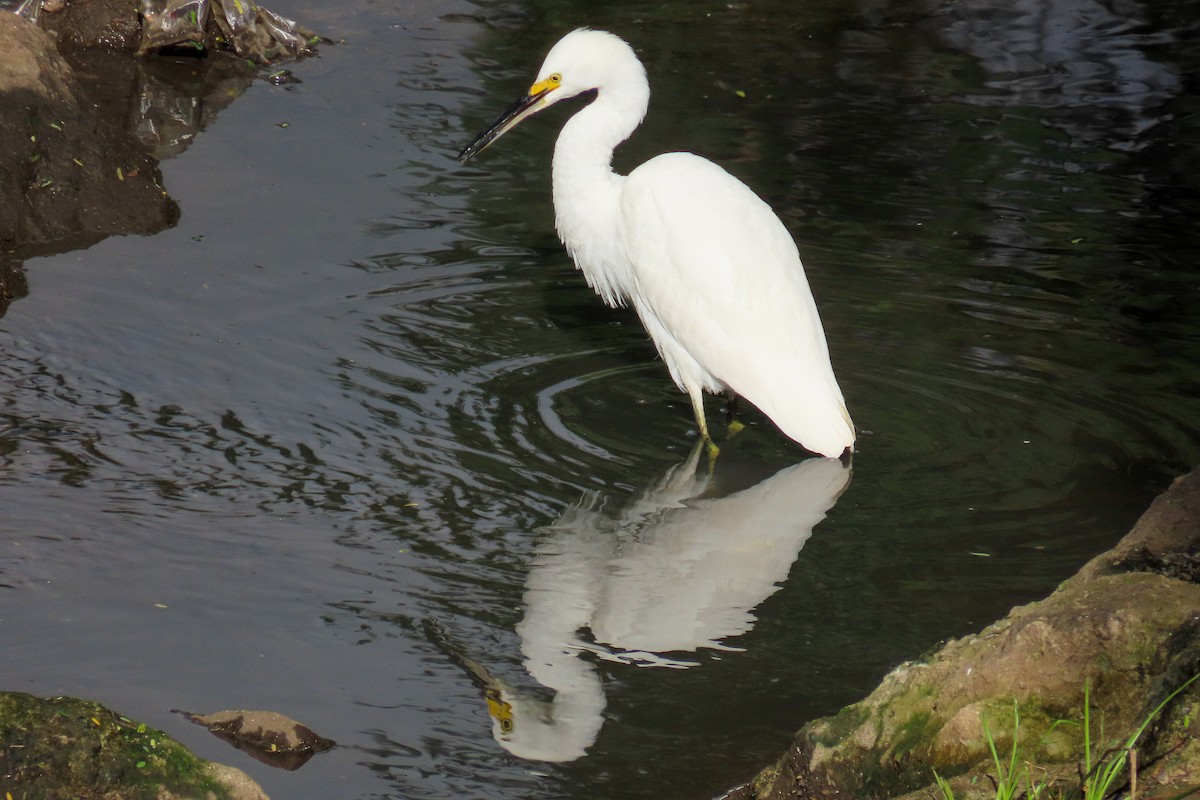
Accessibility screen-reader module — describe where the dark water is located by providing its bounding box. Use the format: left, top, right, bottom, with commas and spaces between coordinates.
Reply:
3, 0, 1199, 798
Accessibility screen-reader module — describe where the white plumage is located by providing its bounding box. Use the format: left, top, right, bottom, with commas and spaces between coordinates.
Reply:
460, 29, 854, 458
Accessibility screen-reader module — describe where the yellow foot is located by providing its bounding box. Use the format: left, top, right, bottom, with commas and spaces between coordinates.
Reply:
725, 419, 746, 439
703, 436, 720, 470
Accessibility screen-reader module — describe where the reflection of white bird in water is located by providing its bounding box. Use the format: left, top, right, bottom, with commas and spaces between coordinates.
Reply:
459, 29, 855, 458
433, 445, 851, 762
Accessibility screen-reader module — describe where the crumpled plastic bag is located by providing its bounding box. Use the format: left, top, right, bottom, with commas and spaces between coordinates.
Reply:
13, 0, 44, 23
138, 0, 316, 62
137, 0, 207, 51
214, 2, 312, 61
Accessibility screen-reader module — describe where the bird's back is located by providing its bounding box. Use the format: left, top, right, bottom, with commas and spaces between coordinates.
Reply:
620, 152, 854, 456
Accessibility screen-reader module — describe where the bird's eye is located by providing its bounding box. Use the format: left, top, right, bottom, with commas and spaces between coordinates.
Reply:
548, 73, 562, 84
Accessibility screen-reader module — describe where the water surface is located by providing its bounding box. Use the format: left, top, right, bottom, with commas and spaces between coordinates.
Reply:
2, 1, 1199, 798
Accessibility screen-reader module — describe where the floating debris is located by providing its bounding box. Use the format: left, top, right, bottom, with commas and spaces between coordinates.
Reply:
139, 0, 318, 64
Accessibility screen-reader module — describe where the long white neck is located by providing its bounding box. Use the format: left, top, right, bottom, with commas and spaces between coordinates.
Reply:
551, 85, 648, 308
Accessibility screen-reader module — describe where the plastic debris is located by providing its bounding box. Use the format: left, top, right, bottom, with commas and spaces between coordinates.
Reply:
139, 0, 316, 63
13, 0, 42, 23
6, 0, 316, 64
137, 0, 207, 53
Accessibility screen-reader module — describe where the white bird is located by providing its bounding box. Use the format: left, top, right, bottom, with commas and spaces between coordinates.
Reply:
459, 29, 855, 458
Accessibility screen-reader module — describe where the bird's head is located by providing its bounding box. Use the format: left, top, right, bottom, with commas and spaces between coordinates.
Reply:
458, 29, 647, 163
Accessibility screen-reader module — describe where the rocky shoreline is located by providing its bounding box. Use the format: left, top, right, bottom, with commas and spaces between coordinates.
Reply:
727, 468, 1200, 800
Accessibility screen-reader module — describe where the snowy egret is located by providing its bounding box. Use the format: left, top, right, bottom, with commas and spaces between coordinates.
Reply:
459, 29, 855, 458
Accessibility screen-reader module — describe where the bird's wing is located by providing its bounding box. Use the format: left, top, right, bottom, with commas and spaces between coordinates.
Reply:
620, 153, 853, 456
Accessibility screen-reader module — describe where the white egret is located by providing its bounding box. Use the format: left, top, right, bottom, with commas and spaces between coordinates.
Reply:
459, 29, 855, 458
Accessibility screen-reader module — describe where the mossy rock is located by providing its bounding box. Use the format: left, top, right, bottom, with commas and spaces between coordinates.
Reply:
728, 468, 1200, 800
0, 692, 267, 800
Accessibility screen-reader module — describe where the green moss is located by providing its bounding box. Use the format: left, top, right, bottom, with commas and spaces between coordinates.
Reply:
750, 759, 782, 795
0, 692, 235, 800
813, 702, 870, 746
889, 709, 936, 759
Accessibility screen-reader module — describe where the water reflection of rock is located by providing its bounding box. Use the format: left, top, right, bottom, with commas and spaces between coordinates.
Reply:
0, 12, 253, 317
442, 447, 851, 762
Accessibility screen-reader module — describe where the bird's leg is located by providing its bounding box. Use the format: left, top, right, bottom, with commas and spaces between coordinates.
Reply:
686, 382, 720, 459
724, 390, 746, 438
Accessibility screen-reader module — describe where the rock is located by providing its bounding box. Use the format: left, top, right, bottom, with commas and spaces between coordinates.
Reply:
727, 469, 1200, 800
177, 708, 336, 770
1078, 469, 1200, 584
0, 12, 79, 101
0, 691, 270, 800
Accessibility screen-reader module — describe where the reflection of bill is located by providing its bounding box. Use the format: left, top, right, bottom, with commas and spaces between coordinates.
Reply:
435, 445, 851, 762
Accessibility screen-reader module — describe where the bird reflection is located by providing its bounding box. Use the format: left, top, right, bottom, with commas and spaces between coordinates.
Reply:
433, 443, 851, 762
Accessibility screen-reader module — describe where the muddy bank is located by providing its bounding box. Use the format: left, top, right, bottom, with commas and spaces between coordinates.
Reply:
0, 691, 269, 800
0, 0, 311, 318
0, 11, 180, 316
0, 12, 179, 246
728, 468, 1200, 799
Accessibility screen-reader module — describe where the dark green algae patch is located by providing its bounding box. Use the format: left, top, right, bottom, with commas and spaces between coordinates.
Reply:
0, 692, 262, 800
